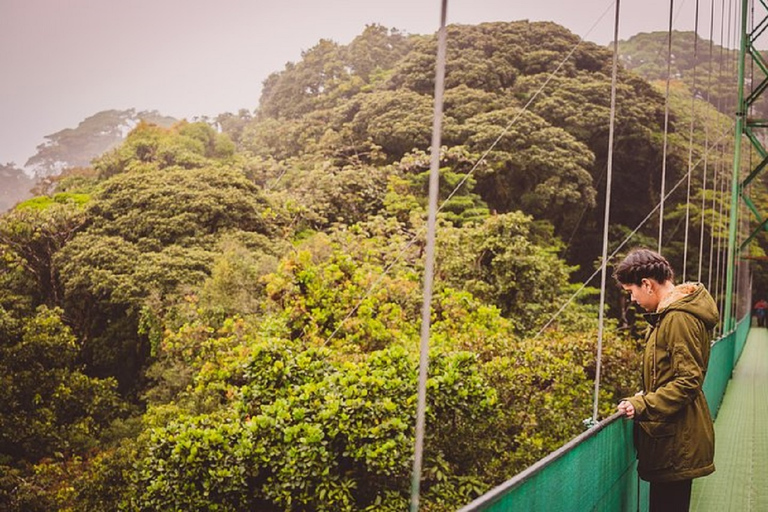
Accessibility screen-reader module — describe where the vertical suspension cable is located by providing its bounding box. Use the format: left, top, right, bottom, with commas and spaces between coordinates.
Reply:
410, 1, 447, 510
708, 152, 719, 290
697, 145, 709, 281
659, 0, 676, 252
716, 167, 727, 333
744, 0, 755, 317
724, 170, 730, 301
724, 0, 746, 331
725, 0, 737, 321
710, 0, 728, 294
719, 0, 727, 108
715, 151, 725, 332
738, 0, 751, 321
593, 0, 621, 424
699, 0, 717, 282
742, 0, 749, 307
684, 0, 702, 279
723, 166, 731, 329
727, 0, 734, 95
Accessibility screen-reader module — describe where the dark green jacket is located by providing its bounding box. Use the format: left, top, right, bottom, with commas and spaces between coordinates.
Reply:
625, 283, 719, 482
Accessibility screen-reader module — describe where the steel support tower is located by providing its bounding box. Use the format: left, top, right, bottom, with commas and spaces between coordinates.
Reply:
725, 0, 768, 330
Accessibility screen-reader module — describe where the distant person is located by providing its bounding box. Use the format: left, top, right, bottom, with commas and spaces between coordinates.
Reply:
614, 248, 718, 512
754, 299, 768, 327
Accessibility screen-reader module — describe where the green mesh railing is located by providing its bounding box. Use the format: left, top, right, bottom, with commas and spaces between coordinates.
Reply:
459, 315, 751, 512
702, 330, 735, 419
734, 314, 750, 363
704, 315, 752, 419
458, 412, 649, 512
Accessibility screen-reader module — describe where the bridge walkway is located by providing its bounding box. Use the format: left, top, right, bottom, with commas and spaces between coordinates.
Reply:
692, 327, 768, 511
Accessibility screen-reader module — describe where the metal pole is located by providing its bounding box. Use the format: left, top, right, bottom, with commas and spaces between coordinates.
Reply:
724, 0, 748, 332
593, 0, 621, 423
410, 1, 448, 509
659, 0, 675, 252
683, 0, 701, 280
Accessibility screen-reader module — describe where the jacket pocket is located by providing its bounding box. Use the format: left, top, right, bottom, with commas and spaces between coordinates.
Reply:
639, 420, 675, 438
635, 421, 676, 472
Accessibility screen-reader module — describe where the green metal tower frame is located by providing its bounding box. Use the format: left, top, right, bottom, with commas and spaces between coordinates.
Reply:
725, 0, 767, 331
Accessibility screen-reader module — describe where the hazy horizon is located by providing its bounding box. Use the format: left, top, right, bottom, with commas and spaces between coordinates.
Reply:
1, 0, 737, 170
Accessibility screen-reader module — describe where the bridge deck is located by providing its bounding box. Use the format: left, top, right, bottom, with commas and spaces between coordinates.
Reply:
691, 326, 768, 511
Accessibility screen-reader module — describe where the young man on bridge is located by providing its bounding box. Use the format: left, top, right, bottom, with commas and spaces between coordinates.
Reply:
614, 248, 718, 512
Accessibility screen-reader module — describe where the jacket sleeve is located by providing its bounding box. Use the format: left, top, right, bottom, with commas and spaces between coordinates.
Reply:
627, 312, 708, 421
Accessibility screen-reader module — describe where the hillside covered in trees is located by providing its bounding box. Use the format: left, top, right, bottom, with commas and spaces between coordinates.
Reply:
0, 164, 34, 212
0, 110, 179, 214
0, 21, 750, 511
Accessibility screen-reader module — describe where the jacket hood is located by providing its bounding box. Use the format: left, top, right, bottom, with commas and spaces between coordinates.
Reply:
656, 282, 719, 330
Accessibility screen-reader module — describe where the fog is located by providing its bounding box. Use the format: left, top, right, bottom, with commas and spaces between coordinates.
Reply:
0, 0, 727, 169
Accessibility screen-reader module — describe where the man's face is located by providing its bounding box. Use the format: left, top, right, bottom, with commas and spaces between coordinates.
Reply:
622, 281, 658, 312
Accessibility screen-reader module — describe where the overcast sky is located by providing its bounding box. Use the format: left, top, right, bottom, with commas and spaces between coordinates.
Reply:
0, 0, 736, 168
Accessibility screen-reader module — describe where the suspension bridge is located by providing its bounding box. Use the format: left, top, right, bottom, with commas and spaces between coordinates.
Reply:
406, 0, 768, 510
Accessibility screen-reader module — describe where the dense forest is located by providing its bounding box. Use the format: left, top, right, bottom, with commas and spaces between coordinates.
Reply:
0, 22, 760, 511
619, 30, 746, 116
1, 109, 177, 213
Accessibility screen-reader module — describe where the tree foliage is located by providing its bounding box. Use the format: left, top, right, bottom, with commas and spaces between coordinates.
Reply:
25, 109, 177, 178
0, 306, 124, 463
2, 19, 740, 512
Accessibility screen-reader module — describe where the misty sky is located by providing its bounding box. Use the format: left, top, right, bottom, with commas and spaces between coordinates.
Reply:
1, 0, 734, 169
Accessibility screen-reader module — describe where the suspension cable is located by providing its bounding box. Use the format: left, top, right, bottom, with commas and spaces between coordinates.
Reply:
409, 2, 448, 510
593, 0, 622, 424
724, 0, 742, 330
684, 0, 702, 280
715, 156, 727, 333
744, 0, 755, 315
708, 151, 719, 291
709, 0, 728, 295
698, 0, 717, 282
659, 0, 676, 252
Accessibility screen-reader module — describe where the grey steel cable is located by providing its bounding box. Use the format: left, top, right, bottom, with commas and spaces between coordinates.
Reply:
659, 0, 676, 252
683, 0, 702, 280
410, 1, 447, 510
715, 161, 727, 334
593, 0, 621, 424
709, 0, 728, 293
699, 0, 717, 282
708, 155, 719, 291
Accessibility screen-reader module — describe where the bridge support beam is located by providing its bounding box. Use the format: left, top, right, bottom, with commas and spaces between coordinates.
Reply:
725, 0, 767, 331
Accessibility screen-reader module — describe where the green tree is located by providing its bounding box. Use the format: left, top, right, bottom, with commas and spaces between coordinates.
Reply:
131, 342, 497, 511
463, 107, 596, 235
390, 146, 490, 226
259, 39, 346, 119
25, 109, 177, 178
53, 164, 281, 390
0, 306, 124, 462
345, 24, 411, 82
350, 89, 442, 159
436, 212, 577, 333
0, 194, 88, 307
86, 165, 274, 246
92, 120, 235, 178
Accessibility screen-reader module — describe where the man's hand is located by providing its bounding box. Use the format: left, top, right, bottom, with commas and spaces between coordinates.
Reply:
617, 400, 635, 419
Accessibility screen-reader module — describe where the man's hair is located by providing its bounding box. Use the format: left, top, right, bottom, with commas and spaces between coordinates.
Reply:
612, 248, 674, 286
